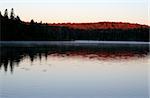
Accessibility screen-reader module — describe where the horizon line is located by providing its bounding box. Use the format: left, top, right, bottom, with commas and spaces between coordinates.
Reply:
24, 20, 149, 26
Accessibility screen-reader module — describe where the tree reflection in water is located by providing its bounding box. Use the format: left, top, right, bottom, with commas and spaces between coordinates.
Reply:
0, 44, 149, 73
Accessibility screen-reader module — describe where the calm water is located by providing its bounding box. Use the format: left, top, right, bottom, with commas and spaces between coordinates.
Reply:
0, 42, 149, 98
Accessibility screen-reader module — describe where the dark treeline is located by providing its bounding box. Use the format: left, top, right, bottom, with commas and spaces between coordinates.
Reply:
0, 8, 149, 41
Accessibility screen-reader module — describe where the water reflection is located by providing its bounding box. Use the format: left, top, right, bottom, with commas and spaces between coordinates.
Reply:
0, 44, 149, 72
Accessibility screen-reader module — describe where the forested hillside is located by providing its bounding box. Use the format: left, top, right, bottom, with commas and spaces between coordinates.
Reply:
49, 22, 148, 30
0, 9, 149, 41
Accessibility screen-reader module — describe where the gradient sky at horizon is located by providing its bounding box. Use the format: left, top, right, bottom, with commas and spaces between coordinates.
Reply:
0, 0, 149, 25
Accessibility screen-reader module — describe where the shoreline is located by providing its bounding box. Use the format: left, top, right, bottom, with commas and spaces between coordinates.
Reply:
0, 41, 149, 45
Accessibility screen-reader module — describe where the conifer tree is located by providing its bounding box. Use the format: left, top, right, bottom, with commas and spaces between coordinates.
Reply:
10, 8, 15, 20
4, 9, 8, 19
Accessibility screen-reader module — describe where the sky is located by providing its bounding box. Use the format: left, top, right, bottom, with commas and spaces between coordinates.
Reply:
0, 0, 149, 25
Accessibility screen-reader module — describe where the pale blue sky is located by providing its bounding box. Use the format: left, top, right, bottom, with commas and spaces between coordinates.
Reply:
0, 0, 149, 25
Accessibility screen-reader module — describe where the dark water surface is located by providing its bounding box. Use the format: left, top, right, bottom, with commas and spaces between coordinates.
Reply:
0, 42, 149, 98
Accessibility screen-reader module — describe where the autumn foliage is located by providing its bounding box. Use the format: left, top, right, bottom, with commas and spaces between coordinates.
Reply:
49, 22, 149, 30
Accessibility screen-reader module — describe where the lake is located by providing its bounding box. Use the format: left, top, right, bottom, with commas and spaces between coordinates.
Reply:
0, 41, 149, 98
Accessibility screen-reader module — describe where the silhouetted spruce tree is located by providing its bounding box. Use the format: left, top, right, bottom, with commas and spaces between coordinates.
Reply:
40, 21, 42, 24
15, 16, 21, 21
4, 9, 8, 19
30, 19, 34, 24
10, 8, 15, 20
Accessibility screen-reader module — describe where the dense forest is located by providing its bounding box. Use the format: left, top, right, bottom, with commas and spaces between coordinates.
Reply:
0, 8, 149, 41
